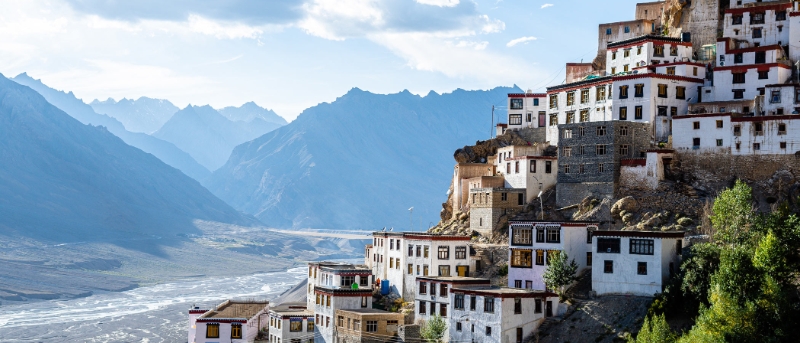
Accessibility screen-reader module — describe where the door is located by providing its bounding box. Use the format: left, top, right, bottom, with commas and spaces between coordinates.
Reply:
456, 265, 469, 277
546, 301, 553, 317
538, 112, 546, 127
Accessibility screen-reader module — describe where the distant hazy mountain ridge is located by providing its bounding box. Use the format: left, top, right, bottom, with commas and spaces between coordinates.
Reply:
0, 73, 256, 242
11, 73, 211, 181
153, 104, 286, 171
208, 86, 518, 229
90, 96, 179, 134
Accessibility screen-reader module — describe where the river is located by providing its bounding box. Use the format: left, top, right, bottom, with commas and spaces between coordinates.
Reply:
0, 267, 308, 342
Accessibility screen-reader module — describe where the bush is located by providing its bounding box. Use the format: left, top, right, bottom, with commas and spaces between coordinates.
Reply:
498, 264, 508, 276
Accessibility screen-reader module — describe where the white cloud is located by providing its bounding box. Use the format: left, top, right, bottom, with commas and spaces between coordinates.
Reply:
541, 3, 554, 9
506, 36, 537, 47
415, 0, 460, 6
297, 0, 385, 40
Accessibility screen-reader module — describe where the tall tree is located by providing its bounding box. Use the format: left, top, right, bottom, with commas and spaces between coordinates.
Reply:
420, 314, 447, 343
543, 251, 579, 299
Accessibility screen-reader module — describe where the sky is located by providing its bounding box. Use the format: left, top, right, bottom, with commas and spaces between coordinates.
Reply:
1, 0, 645, 121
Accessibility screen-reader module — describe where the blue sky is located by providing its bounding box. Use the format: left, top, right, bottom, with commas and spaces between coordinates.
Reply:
0, 0, 644, 120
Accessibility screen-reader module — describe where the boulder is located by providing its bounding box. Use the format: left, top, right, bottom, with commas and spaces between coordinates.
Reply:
611, 196, 639, 218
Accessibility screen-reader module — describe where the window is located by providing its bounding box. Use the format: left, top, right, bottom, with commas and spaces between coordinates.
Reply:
694, 67, 698, 76
670, 46, 678, 56
596, 144, 606, 155
619, 107, 627, 120
606, 28, 612, 35
732, 73, 745, 84
549, 94, 558, 109
755, 51, 766, 64
612, 51, 617, 60
579, 164, 585, 174
619, 85, 629, 99
511, 249, 533, 268
470, 296, 477, 310
624, 26, 630, 33
581, 89, 589, 104
587, 252, 593, 266
484, 297, 495, 313
717, 139, 723, 147
440, 303, 447, 317
533, 98, 539, 106
510, 98, 523, 109
752, 27, 762, 38
771, 90, 781, 103
563, 146, 572, 157
527, 112, 532, 122
635, 106, 643, 120
454, 294, 465, 310
501, 192, 508, 201
634, 84, 644, 97
604, 260, 614, 273
424, 246, 429, 258
755, 123, 763, 135
751, 12, 765, 24
654, 45, 664, 57
580, 109, 589, 122
408, 264, 413, 274
597, 86, 606, 100
624, 64, 629, 72
733, 89, 744, 99
439, 265, 450, 276
598, 163, 605, 173
549, 114, 558, 126
716, 120, 723, 129
308, 319, 315, 332
535, 250, 545, 265
352, 319, 359, 330
515, 162, 520, 173
657, 106, 667, 117
509, 114, 522, 125
440, 284, 449, 297
634, 262, 648, 276
566, 92, 575, 106
676, 86, 685, 99
733, 125, 741, 136
597, 238, 621, 253
530, 161, 536, 173
758, 70, 769, 79
566, 111, 575, 124
206, 324, 220, 338
423, 265, 429, 276
514, 280, 522, 288
389, 257, 394, 269
596, 126, 606, 136
736, 142, 741, 150
455, 246, 467, 259
290, 320, 302, 332
366, 321, 377, 332
624, 49, 630, 58
546, 227, 561, 243
671, 107, 678, 117
341, 276, 355, 287
777, 10, 787, 21
619, 144, 629, 156
564, 165, 570, 174
545, 161, 552, 173
657, 84, 668, 98
666, 66, 676, 75
630, 239, 655, 255
419, 301, 426, 314
779, 123, 786, 134
734, 53, 743, 64
486, 326, 493, 336
754, 143, 761, 151
514, 298, 522, 314
693, 138, 701, 147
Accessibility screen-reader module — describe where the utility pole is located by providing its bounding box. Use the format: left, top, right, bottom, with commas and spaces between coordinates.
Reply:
408, 207, 414, 232
491, 105, 495, 138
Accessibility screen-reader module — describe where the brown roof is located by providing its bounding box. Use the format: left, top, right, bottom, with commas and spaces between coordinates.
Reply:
199, 300, 268, 320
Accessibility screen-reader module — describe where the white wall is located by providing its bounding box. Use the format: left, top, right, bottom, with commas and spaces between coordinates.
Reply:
591, 236, 681, 296
448, 291, 558, 343
507, 95, 547, 130
672, 114, 732, 152
722, 7, 791, 48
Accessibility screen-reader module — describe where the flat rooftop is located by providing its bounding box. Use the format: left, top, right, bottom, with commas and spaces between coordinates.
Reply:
336, 308, 401, 315
199, 300, 268, 319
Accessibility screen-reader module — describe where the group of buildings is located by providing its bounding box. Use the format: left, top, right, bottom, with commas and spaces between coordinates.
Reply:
187, 226, 683, 343
450, 0, 800, 236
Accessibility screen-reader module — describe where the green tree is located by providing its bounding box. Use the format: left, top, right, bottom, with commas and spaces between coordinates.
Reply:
680, 243, 721, 309
629, 314, 677, 343
543, 251, 578, 299
710, 180, 754, 244
420, 314, 447, 343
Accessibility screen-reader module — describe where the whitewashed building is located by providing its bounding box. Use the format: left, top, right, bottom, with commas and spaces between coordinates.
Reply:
312, 285, 374, 343
495, 145, 558, 203
507, 92, 547, 130
189, 306, 210, 343
591, 230, 684, 296
370, 232, 474, 301
414, 276, 491, 342
507, 221, 598, 291
448, 286, 559, 343
192, 300, 269, 343
268, 302, 314, 343
306, 262, 372, 311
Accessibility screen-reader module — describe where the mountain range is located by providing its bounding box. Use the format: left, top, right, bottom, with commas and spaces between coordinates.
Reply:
11, 73, 211, 181
0, 73, 256, 243
208, 87, 516, 229
154, 104, 287, 171
89, 97, 179, 134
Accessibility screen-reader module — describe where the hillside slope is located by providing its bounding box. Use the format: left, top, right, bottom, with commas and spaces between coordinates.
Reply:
208, 87, 518, 229
0, 73, 256, 243
11, 73, 211, 181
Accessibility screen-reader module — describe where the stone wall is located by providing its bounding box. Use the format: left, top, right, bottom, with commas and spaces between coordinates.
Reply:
556, 182, 615, 207
515, 127, 548, 144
